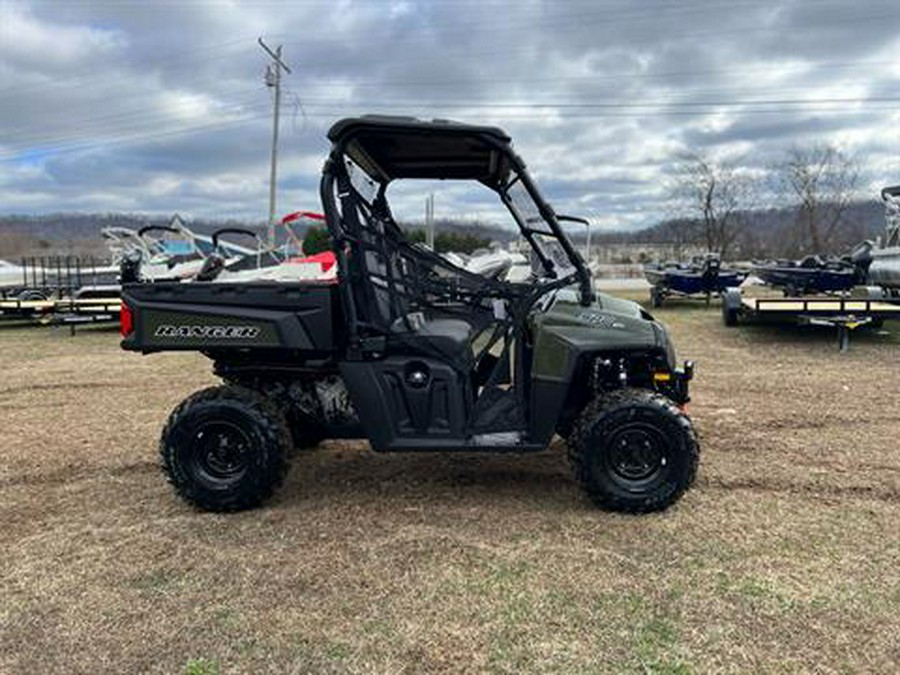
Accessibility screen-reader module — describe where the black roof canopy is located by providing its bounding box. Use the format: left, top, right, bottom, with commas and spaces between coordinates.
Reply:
327, 115, 516, 184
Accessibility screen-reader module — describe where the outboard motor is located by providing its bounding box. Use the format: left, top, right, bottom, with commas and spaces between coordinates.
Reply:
701, 254, 721, 292
848, 240, 874, 283
119, 249, 143, 284
195, 254, 226, 282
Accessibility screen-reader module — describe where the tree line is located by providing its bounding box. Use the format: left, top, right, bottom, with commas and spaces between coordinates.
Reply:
300, 226, 492, 257
668, 144, 869, 260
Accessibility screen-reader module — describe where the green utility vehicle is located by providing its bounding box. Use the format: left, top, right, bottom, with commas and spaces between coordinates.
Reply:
121, 116, 698, 513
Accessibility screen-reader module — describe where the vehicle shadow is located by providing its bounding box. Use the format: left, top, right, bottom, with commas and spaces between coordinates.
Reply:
278, 442, 587, 510
736, 320, 899, 349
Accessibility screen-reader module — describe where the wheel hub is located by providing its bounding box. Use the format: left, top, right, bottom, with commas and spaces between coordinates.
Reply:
607, 425, 667, 484
193, 422, 250, 482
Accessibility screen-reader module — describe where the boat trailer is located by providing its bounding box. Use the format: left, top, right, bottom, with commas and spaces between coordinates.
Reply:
722, 288, 900, 351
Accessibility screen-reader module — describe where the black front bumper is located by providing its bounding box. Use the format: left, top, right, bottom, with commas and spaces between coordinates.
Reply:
657, 360, 693, 406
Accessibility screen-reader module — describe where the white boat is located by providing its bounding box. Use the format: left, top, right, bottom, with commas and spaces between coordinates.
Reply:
0, 259, 25, 289
212, 256, 337, 283
199, 213, 337, 283
441, 248, 530, 282
102, 218, 255, 283
867, 186, 900, 290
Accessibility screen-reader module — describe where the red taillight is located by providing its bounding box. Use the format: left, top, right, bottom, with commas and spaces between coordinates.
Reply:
120, 302, 134, 337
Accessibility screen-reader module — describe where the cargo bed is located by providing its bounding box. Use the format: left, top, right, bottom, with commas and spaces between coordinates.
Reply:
120, 281, 340, 354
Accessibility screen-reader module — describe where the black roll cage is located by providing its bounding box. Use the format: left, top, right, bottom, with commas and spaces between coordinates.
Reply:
319, 117, 594, 351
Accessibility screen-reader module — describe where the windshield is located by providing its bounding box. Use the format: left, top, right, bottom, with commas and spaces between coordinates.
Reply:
507, 176, 550, 234
528, 235, 577, 278
503, 171, 581, 279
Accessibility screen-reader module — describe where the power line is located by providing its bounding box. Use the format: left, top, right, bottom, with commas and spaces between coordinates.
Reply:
2, 88, 267, 141
6, 74, 896, 146
5, 98, 898, 164
0, 113, 268, 162
285, 106, 900, 119
281, 58, 900, 90
5, 93, 899, 160
253, 94, 900, 109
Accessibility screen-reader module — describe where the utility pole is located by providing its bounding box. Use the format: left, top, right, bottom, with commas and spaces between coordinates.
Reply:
259, 38, 292, 247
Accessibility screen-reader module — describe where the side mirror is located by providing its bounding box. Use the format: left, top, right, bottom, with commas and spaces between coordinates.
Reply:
557, 214, 590, 227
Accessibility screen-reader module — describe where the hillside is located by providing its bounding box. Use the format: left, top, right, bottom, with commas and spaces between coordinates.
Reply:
0, 199, 889, 260
614, 200, 886, 258
0, 212, 517, 259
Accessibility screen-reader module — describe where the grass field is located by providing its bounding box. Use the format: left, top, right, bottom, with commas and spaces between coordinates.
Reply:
2, 300, 899, 674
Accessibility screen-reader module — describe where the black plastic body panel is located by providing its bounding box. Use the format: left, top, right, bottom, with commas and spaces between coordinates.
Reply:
120, 281, 340, 355
528, 377, 569, 444
339, 358, 550, 452
339, 357, 470, 451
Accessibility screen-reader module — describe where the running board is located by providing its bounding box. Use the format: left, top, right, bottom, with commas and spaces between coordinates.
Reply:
379, 434, 545, 453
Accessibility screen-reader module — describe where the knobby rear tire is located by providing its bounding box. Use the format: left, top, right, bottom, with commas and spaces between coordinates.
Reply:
220, 375, 326, 451
159, 385, 292, 512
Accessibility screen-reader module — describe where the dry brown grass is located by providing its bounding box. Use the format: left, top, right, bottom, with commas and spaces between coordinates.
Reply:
2, 304, 899, 674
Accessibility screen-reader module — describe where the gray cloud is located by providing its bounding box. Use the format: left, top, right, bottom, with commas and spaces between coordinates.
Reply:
1, 0, 899, 230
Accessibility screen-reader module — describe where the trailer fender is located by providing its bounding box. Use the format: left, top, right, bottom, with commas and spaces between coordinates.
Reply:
864, 285, 887, 301
722, 288, 742, 326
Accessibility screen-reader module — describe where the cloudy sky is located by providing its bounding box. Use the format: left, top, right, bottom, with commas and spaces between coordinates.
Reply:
1, 0, 899, 231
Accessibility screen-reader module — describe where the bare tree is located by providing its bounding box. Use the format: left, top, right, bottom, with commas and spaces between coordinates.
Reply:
670, 152, 755, 259
779, 144, 859, 254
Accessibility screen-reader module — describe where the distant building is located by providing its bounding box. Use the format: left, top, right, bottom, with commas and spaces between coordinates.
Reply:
591, 243, 706, 264
508, 238, 705, 264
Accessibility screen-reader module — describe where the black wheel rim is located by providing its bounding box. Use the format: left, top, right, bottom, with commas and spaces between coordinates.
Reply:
604, 422, 670, 490
189, 421, 251, 487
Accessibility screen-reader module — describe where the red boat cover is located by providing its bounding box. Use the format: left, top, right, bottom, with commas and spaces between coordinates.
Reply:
290, 251, 336, 272
280, 211, 325, 225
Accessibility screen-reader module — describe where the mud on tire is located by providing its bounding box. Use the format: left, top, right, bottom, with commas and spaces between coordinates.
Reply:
567, 388, 699, 513
220, 375, 325, 451
159, 385, 292, 512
